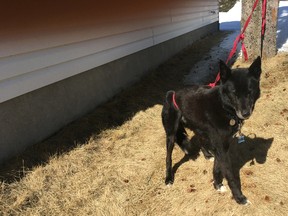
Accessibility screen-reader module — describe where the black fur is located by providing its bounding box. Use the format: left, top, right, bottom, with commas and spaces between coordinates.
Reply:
161, 57, 262, 205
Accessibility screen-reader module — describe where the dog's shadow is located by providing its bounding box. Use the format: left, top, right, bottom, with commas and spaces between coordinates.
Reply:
172, 135, 273, 176
229, 135, 273, 170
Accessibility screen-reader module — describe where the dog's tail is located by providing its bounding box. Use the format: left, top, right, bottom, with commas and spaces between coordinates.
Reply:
161, 90, 179, 132
165, 90, 174, 104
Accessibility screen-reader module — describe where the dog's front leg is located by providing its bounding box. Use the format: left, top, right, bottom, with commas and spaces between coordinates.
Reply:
165, 135, 175, 185
216, 144, 248, 205
232, 167, 242, 191
213, 158, 224, 191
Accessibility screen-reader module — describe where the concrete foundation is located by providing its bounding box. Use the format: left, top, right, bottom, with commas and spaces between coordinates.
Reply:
0, 22, 218, 163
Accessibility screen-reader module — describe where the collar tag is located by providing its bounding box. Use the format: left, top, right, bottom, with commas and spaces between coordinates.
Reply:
238, 134, 245, 144
229, 119, 236, 126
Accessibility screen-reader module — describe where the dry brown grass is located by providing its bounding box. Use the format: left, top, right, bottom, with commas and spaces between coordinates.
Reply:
0, 32, 288, 215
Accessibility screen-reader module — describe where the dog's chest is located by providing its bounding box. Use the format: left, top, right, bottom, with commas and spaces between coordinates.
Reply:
181, 113, 242, 138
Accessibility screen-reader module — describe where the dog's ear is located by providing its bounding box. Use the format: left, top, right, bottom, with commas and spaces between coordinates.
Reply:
249, 56, 262, 80
219, 60, 231, 83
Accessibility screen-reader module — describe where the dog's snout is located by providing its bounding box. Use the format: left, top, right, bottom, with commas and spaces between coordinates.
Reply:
242, 110, 251, 118
236, 108, 252, 120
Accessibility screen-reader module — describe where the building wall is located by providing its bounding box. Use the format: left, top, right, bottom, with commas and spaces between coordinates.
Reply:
0, 0, 218, 162
0, 0, 218, 103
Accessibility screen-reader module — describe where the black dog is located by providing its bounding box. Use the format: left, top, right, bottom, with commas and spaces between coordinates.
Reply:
161, 57, 261, 205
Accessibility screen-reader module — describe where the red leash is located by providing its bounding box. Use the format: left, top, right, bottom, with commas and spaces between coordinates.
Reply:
261, 0, 267, 57
261, 0, 267, 36
209, 0, 266, 88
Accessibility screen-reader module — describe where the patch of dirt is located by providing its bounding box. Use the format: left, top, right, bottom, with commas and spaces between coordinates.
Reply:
0, 32, 287, 215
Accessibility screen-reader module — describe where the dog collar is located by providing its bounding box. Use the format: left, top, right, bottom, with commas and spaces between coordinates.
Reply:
229, 116, 243, 129
222, 104, 243, 127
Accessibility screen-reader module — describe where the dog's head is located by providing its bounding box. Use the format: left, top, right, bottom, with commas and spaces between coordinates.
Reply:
219, 57, 262, 120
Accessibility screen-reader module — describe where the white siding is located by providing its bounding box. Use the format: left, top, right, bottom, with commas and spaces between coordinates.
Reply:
0, 0, 218, 103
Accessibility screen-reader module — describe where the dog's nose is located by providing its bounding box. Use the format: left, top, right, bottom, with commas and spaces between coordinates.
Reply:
242, 110, 251, 118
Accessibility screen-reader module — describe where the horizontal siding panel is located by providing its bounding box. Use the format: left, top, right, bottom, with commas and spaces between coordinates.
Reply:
0, 18, 168, 59
170, 1, 218, 9
0, 37, 154, 103
154, 23, 201, 44
205, 15, 219, 23
0, 29, 153, 82
171, 6, 218, 16
153, 13, 217, 41
172, 10, 218, 22
153, 19, 202, 44
154, 15, 217, 44
153, 18, 201, 36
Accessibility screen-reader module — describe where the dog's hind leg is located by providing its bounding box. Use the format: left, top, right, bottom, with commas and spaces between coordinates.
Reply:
201, 147, 214, 160
165, 134, 176, 185
197, 136, 214, 160
176, 125, 200, 160
176, 124, 191, 153
162, 91, 182, 185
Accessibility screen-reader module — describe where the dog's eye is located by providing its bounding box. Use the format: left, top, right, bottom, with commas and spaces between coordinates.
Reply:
230, 88, 236, 93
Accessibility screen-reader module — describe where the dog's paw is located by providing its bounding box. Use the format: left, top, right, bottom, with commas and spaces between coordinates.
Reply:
213, 183, 225, 191
166, 183, 173, 188
244, 199, 252, 206
217, 185, 227, 193
235, 195, 250, 205
165, 177, 174, 186
208, 157, 215, 162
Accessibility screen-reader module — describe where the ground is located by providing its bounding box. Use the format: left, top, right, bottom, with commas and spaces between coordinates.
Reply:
0, 31, 287, 215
